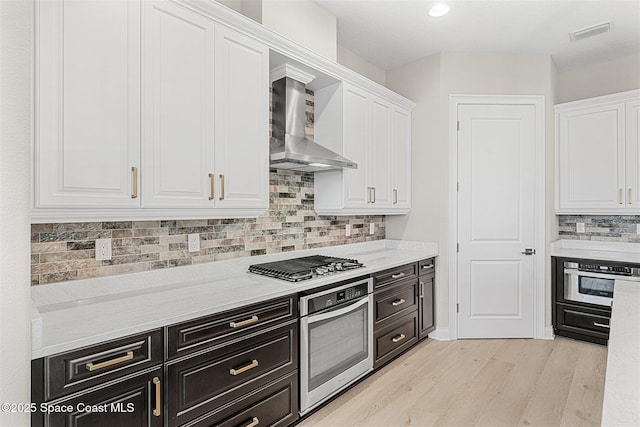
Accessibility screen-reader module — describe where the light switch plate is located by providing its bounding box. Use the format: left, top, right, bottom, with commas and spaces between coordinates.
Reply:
576, 222, 585, 233
637, 224, 640, 235
95, 238, 112, 261
345, 224, 351, 237
369, 223, 375, 235
188, 233, 200, 252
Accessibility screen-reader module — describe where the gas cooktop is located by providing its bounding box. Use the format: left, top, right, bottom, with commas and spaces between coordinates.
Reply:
248, 255, 364, 282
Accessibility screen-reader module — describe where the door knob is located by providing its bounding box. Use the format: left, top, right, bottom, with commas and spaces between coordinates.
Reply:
521, 249, 536, 255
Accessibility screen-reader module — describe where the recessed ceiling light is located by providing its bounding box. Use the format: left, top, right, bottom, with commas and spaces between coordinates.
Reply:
428, 3, 450, 18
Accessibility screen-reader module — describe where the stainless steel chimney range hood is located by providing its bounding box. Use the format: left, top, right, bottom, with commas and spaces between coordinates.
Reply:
270, 66, 357, 173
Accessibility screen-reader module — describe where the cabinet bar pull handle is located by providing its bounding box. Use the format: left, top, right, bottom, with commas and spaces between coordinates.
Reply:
421, 265, 434, 271
619, 189, 624, 204
152, 377, 161, 416
208, 173, 215, 200
629, 188, 633, 204
230, 315, 258, 328
219, 174, 225, 200
367, 187, 372, 203
372, 186, 376, 203
230, 359, 259, 376
131, 166, 138, 199
393, 189, 398, 205
244, 417, 260, 427
593, 322, 610, 329
86, 351, 133, 371
420, 281, 425, 298
392, 298, 406, 306
392, 334, 406, 343
391, 272, 406, 279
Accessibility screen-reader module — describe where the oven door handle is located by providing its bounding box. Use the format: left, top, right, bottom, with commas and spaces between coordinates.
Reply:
306, 297, 369, 324
564, 268, 640, 282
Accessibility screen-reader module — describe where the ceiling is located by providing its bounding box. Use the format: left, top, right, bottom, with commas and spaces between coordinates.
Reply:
313, 0, 640, 71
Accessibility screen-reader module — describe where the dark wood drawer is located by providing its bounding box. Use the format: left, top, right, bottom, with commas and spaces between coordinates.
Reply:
166, 322, 298, 427
167, 295, 296, 359
38, 368, 163, 427
373, 263, 417, 289
40, 329, 163, 400
183, 372, 298, 427
374, 278, 418, 325
556, 303, 610, 340
418, 258, 435, 276
374, 311, 418, 369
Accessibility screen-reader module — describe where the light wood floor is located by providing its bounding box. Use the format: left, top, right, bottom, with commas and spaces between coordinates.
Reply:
299, 337, 607, 427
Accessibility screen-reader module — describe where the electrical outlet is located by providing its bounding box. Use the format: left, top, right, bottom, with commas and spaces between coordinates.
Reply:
576, 222, 585, 233
188, 233, 200, 252
369, 223, 375, 235
95, 238, 112, 261
637, 224, 640, 235
345, 224, 351, 237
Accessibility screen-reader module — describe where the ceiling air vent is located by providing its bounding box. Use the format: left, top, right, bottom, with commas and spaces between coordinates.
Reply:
569, 22, 612, 42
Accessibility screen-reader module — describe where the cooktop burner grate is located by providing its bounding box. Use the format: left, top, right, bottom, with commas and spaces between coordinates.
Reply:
248, 255, 364, 282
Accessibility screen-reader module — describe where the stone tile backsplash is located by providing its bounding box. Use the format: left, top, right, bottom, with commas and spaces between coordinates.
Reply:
31, 170, 385, 285
558, 215, 640, 243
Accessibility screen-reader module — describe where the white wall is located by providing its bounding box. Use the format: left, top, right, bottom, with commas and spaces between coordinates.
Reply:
386, 52, 556, 333
261, 0, 337, 61
0, 1, 32, 425
337, 45, 386, 86
556, 53, 640, 103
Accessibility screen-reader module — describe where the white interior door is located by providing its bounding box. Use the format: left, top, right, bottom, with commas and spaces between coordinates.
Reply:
457, 104, 536, 338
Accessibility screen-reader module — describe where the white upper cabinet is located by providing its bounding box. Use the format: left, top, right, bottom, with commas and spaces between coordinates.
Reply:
34, 0, 141, 210
314, 83, 413, 215
33, 0, 270, 222
214, 26, 269, 210
142, 1, 216, 208
555, 90, 640, 214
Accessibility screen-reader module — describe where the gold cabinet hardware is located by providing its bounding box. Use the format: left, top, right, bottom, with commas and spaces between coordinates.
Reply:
392, 334, 406, 343
391, 272, 406, 279
619, 189, 624, 205
393, 189, 398, 205
244, 417, 260, 427
208, 173, 215, 200
86, 351, 133, 371
367, 187, 372, 203
152, 377, 161, 416
391, 298, 406, 307
593, 322, 610, 329
372, 186, 376, 203
629, 188, 633, 204
230, 315, 258, 328
421, 264, 434, 271
230, 359, 259, 376
131, 166, 138, 199
219, 174, 225, 201
420, 281, 424, 298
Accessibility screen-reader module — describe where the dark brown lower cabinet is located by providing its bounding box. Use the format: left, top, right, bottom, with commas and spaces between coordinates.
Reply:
166, 322, 298, 427
418, 269, 435, 340
373, 311, 418, 368
39, 368, 163, 427
182, 372, 298, 427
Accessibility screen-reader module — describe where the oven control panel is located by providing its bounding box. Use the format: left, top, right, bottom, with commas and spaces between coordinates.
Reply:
306, 282, 370, 314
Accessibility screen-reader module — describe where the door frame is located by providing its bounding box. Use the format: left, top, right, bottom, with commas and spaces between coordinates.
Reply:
448, 94, 546, 340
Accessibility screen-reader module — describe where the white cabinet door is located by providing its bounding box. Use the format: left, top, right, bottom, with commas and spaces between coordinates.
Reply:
392, 106, 411, 211
142, 1, 215, 208
35, 0, 140, 208
370, 97, 393, 209
626, 99, 640, 211
343, 84, 370, 209
214, 26, 269, 210
557, 103, 625, 211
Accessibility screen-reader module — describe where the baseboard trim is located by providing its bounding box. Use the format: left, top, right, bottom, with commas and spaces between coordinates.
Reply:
543, 326, 555, 340
428, 327, 451, 341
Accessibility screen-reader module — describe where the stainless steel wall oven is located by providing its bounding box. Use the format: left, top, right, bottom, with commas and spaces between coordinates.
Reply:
298, 277, 373, 415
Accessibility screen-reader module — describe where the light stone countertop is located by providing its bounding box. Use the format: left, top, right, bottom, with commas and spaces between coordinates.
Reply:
601, 280, 640, 426
550, 239, 640, 264
31, 239, 438, 359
